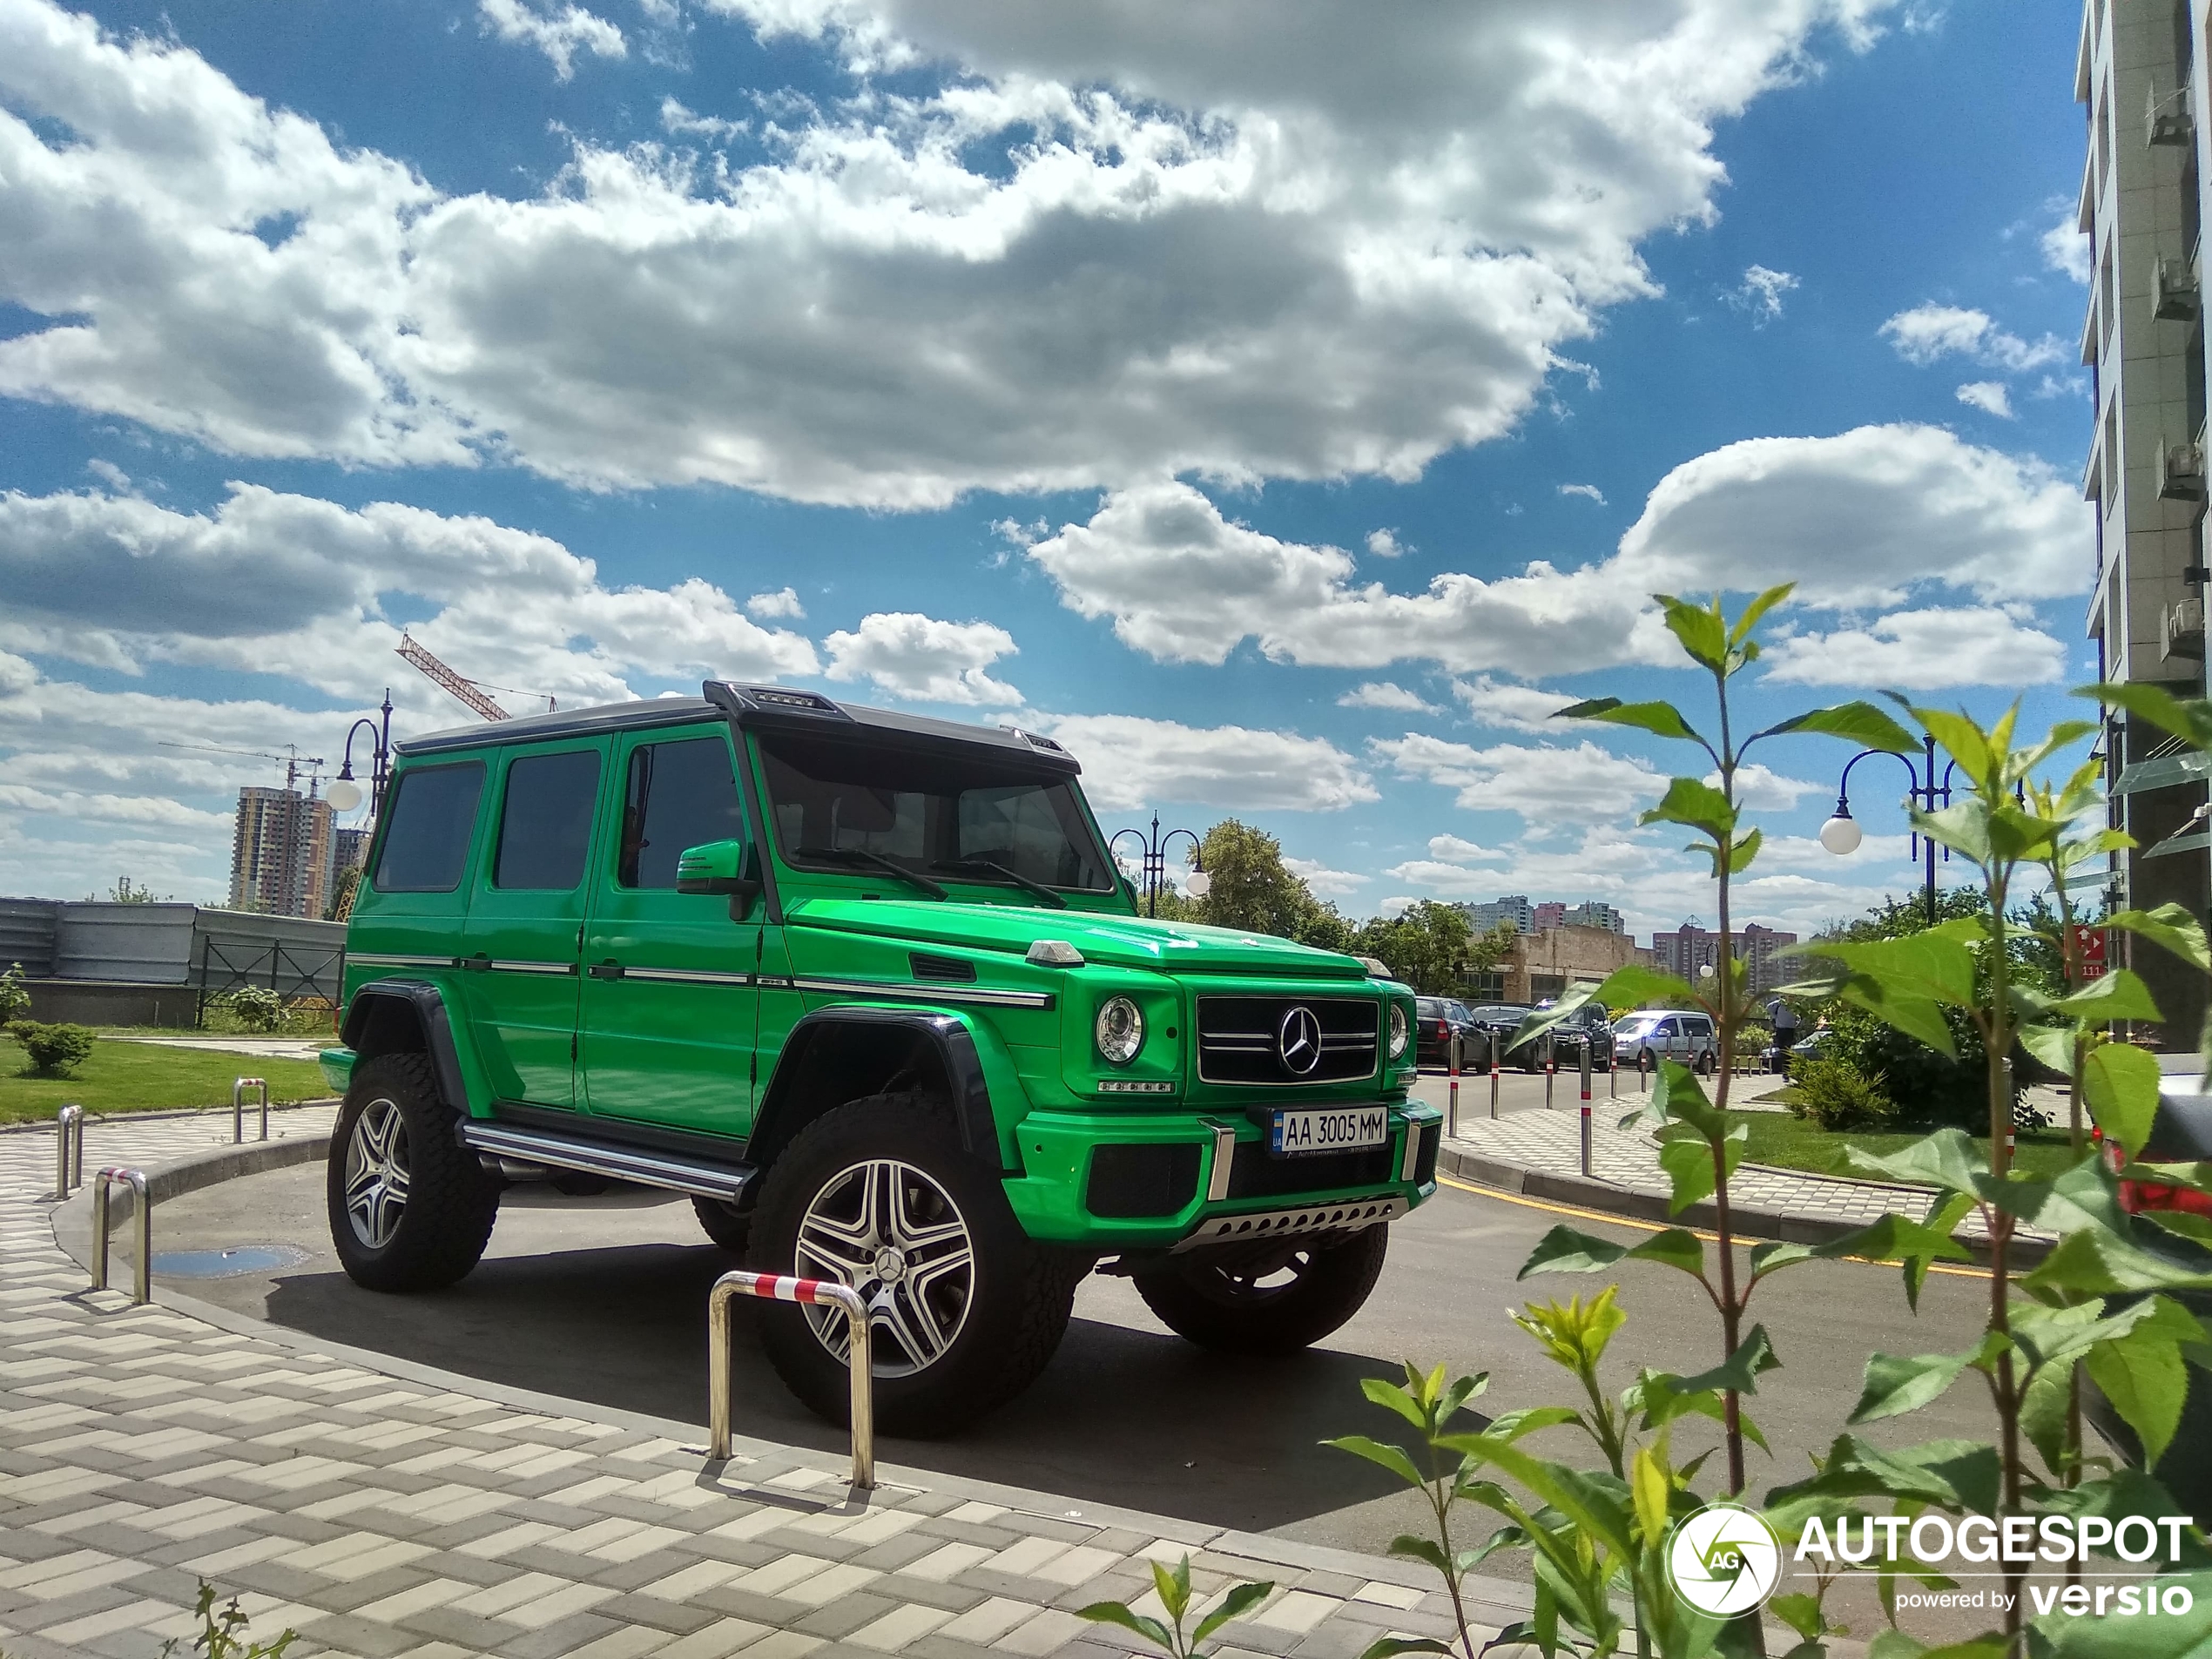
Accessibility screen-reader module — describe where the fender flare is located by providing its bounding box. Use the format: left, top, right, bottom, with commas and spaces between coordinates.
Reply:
340, 980, 472, 1116
753, 1007, 1010, 1173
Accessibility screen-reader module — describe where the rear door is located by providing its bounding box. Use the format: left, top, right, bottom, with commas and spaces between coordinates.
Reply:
459, 740, 605, 1108
579, 726, 759, 1139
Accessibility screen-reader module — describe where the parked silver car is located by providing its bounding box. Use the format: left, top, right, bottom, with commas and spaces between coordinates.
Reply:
1611, 1008, 1719, 1074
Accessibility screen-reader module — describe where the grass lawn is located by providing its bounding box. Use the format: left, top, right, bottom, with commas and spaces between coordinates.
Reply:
1736, 1110, 2084, 1182
0, 1033, 333, 1124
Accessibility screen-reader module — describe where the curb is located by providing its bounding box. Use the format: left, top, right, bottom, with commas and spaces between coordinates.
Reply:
40, 1127, 1530, 1617
1438, 1143, 2052, 1269
0, 1096, 341, 1136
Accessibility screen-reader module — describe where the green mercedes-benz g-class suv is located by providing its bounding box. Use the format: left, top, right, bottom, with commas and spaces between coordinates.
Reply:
322, 682, 1437, 1433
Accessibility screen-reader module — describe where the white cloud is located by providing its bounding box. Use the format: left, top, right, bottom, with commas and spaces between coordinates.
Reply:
746, 586, 806, 619
1371, 732, 1662, 823
1712, 763, 1821, 810
1453, 676, 1575, 733
1025, 428, 2086, 687
0, 0, 1905, 504
660, 96, 749, 141
478, 0, 627, 79
1379, 858, 1518, 899
1878, 304, 2065, 371
2040, 211, 2091, 285
1426, 833, 1503, 864
822, 612, 1020, 705
0, 483, 819, 705
1365, 529, 1406, 559
1955, 380, 2013, 418
84, 457, 129, 489
1763, 606, 2067, 688
1557, 482, 1607, 503
1039, 713, 1377, 813
1338, 681, 1440, 713
1284, 856, 1366, 898
1723, 263, 1797, 324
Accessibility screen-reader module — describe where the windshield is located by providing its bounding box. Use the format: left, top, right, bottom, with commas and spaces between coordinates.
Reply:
759, 729, 1116, 894
1616, 1014, 1662, 1034
1469, 1005, 1531, 1021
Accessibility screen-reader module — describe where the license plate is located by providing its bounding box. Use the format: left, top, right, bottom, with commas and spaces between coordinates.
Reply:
1270, 1106, 1390, 1157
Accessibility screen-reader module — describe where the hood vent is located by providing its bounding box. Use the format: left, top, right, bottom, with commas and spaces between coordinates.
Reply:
910, 952, 979, 983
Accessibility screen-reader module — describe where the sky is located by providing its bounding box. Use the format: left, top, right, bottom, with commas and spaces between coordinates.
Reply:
0, 0, 2096, 941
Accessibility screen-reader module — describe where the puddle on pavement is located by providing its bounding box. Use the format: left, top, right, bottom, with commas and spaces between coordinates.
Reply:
151, 1244, 310, 1278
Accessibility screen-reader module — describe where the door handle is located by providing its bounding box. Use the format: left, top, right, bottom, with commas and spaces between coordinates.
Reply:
588, 960, 625, 981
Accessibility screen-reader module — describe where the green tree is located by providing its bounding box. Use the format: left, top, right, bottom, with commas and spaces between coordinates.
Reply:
1353, 902, 1477, 995
1188, 819, 1324, 939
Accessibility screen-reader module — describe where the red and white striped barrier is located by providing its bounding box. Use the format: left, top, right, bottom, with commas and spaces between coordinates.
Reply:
707, 1269, 875, 1488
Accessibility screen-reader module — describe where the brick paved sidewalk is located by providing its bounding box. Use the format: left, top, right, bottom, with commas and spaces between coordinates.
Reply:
1441, 1110, 2033, 1242
1, 1107, 1510, 1659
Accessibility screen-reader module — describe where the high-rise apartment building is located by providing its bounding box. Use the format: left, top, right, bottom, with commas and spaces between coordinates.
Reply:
229, 786, 334, 918
1649, 920, 1799, 995
1457, 895, 1623, 936
2074, 0, 2210, 1042
1460, 895, 1534, 935
1561, 901, 1626, 935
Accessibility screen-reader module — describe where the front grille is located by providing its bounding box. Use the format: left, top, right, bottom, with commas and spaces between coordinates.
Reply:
1086, 1143, 1202, 1218
1226, 1140, 1396, 1199
1197, 996, 1379, 1085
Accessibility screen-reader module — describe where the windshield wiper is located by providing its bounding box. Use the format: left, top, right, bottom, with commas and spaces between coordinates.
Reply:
933, 857, 1068, 908
795, 846, 948, 899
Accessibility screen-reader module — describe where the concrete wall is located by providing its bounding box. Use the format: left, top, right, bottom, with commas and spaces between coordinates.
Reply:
0, 899, 344, 1010
1501, 926, 1655, 1004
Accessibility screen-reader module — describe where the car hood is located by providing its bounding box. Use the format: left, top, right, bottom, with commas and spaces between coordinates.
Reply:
786, 896, 1371, 979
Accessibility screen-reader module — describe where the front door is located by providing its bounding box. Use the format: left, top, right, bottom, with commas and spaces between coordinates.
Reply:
460, 741, 604, 1108
580, 728, 759, 1138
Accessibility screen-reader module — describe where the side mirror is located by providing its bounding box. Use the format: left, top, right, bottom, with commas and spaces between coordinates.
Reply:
675, 840, 762, 918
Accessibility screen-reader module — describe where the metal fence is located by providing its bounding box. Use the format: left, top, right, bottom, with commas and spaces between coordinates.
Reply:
193, 934, 345, 1017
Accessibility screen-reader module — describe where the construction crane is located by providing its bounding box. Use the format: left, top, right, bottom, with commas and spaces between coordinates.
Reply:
397, 632, 511, 721
159, 741, 325, 792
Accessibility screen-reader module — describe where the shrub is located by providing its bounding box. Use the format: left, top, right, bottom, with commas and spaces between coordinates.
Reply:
1791, 1054, 1896, 1131
227, 987, 285, 1033
0, 961, 29, 1025
11, 1021, 97, 1076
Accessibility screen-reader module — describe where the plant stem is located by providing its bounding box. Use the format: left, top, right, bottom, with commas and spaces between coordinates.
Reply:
1986, 875, 2025, 1642
1711, 658, 1746, 1499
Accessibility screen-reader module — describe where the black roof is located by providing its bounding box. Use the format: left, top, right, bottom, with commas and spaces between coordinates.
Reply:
394, 683, 1081, 775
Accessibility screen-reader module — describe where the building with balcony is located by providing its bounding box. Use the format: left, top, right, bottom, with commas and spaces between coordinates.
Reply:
2074, 0, 2210, 1042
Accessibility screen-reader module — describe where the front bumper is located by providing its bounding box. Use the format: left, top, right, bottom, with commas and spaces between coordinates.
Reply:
1001, 1099, 1441, 1248
319, 1046, 356, 1094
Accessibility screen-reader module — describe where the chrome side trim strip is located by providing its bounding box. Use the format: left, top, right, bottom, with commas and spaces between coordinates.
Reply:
347, 953, 455, 969
1174, 1195, 1407, 1252
1204, 1123, 1238, 1204
621, 967, 755, 987
489, 960, 577, 976
792, 975, 1055, 1010
459, 1122, 753, 1201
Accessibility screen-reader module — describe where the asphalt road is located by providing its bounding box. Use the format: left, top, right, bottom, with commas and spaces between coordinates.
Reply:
131, 1155, 2009, 1639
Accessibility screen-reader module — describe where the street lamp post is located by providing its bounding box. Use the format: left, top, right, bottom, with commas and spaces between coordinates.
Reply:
1109, 814, 1209, 919
326, 690, 395, 819
1818, 732, 1957, 927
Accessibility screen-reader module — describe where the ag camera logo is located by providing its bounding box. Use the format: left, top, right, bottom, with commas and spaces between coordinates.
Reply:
1667, 1503, 1782, 1616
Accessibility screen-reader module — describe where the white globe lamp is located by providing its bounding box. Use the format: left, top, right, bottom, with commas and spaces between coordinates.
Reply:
1184, 870, 1212, 899
1818, 807, 1862, 856
325, 777, 363, 813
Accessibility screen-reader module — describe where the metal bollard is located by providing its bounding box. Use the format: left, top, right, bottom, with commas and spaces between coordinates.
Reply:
1579, 1038, 1594, 1177
232, 1076, 270, 1144
708, 1270, 875, 1489
1608, 1039, 1618, 1099
1639, 1049, 1652, 1093
1487, 1033, 1500, 1119
1446, 1034, 1460, 1140
54, 1103, 84, 1200
90, 1167, 152, 1305
1544, 1032, 1555, 1110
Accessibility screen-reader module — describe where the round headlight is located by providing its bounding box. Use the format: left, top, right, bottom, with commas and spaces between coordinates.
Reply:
1387, 1002, 1410, 1061
1096, 995, 1144, 1065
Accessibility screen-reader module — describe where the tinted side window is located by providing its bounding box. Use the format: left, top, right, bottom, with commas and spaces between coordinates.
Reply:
619, 735, 745, 889
494, 750, 603, 890
372, 763, 484, 893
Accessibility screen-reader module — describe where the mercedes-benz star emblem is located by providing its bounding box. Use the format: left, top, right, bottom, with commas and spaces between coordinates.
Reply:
1278, 1006, 1323, 1076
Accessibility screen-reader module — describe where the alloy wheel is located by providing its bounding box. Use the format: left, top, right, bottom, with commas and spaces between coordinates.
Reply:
344, 1097, 410, 1250
794, 1158, 974, 1376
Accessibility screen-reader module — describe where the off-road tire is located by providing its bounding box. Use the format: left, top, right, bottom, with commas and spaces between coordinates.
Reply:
327, 1053, 501, 1292
692, 1196, 752, 1252
1134, 1223, 1389, 1355
749, 1093, 1080, 1436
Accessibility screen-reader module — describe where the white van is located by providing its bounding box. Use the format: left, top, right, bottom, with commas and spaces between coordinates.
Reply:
1612, 1009, 1719, 1073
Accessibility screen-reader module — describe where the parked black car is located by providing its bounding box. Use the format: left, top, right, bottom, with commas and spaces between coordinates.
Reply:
1414, 996, 1477, 1067
1458, 1002, 1536, 1071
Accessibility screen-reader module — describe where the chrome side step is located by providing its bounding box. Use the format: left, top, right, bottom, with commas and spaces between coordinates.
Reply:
459, 1121, 755, 1202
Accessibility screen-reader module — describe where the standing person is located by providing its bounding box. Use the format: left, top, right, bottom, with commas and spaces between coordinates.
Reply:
1767, 995, 1801, 1076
